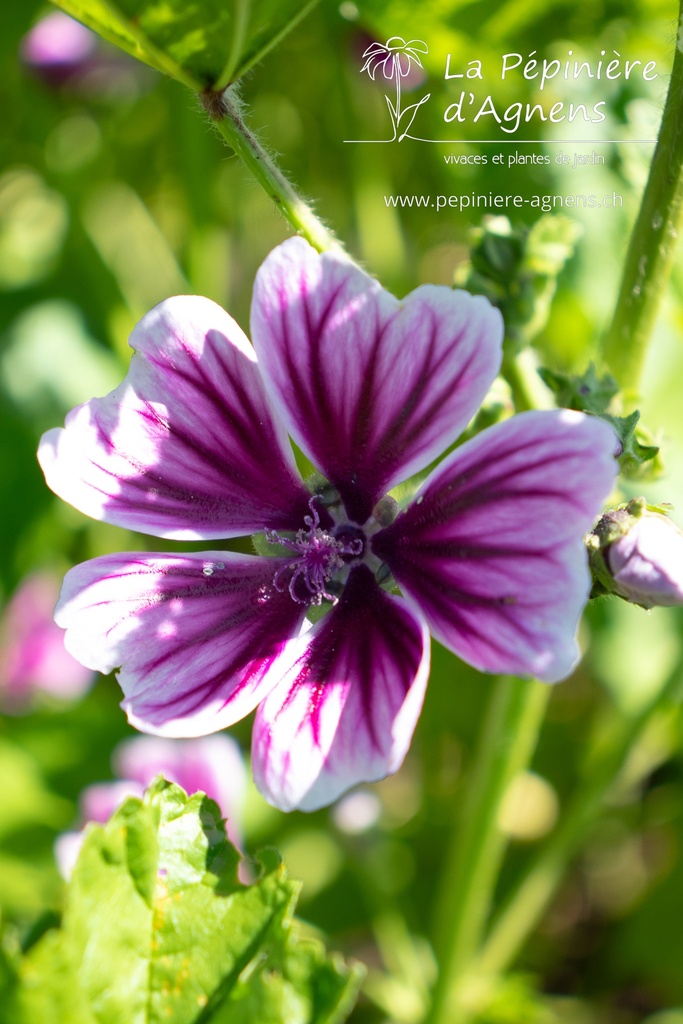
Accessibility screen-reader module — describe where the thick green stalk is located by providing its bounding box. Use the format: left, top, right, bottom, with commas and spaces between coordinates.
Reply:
427, 676, 550, 1024
475, 665, 683, 978
602, 6, 683, 396
202, 87, 340, 254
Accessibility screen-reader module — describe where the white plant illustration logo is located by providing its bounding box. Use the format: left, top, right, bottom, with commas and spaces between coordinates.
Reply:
360, 36, 431, 141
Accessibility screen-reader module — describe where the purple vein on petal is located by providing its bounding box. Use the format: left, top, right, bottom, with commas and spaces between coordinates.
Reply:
373, 410, 618, 683
38, 295, 312, 540
252, 237, 503, 525
251, 564, 430, 812
55, 552, 308, 736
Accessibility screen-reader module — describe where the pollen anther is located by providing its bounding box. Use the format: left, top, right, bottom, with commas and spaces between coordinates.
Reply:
266, 498, 364, 605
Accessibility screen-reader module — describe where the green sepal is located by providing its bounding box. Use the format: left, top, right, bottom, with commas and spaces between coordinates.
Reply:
537, 363, 619, 414
601, 411, 662, 480
538, 365, 661, 479
252, 531, 290, 558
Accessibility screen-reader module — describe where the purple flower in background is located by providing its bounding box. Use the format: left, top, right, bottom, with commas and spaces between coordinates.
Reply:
113, 733, 247, 844
0, 573, 93, 713
21, 10, 148, 97
55, 734, 246, 877
39, 237, 616, 811
21, 12, 97, 76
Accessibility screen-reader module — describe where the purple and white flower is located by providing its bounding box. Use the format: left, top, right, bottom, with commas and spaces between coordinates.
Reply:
39, 237, 616, 811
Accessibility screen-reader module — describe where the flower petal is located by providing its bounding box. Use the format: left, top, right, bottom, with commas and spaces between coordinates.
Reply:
251, 564, 430, 812
38, 295, 311, 539
55, 552, 307, 736
373, 410, 617, 683
251, 237, 503, 524
607, 512, 683, 607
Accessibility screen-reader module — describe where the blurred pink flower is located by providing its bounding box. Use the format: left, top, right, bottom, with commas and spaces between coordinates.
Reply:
55, 734, 247, 878
21, 12, 97, 80
0, 573, 93, 713
113, 734, 247, 845
21, 10, 149, 97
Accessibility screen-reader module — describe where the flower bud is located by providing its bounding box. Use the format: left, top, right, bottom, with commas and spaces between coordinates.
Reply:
586, 497, 683, 608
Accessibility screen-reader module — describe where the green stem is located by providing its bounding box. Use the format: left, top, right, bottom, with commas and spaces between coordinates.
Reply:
602, 3, 683, 397
501, 350, 538, 414
427, 676, 550, 1024
213, 0, 250, 93
475, 665, 683, 979
202, 87, 341, 254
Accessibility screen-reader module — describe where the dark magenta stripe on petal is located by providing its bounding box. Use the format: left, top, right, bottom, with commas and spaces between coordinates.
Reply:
251, 237, 503, 524
55, 552, 307, 736
38, 296, 312, 540
251, 564, 430, 811
373, 410, 618, 683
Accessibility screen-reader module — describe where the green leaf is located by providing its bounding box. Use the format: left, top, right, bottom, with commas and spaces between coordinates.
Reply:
49, 0, 321, 90
13, 779, 362, 1024
213, 920, 365, 1024
0, 933, 21, 1022
537, 365, 662, 480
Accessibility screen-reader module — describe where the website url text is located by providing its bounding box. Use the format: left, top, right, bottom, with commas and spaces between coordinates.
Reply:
384, 192, 623, 212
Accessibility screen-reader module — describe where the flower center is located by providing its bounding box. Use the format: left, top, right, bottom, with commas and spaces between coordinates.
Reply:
265, 500, 365, 606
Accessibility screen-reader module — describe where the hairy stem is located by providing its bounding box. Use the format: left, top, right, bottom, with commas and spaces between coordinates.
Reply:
202, 87, 341, 253
602, 5, 683, 397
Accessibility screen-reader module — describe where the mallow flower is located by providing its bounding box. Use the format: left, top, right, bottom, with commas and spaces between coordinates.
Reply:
38, 238, 616, 811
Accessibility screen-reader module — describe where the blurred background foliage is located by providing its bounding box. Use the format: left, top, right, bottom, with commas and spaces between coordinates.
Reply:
2, 1, 683, 1022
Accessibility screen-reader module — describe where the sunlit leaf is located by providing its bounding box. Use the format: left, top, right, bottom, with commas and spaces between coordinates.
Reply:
49, 0, 321, 90
13, 779, 361, 1024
